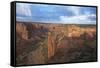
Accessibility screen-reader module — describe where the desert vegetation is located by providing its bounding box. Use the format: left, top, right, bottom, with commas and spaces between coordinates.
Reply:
16, 21, 97, 65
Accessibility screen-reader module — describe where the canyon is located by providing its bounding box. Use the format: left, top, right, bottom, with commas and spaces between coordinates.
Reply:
16, 21, 97, 65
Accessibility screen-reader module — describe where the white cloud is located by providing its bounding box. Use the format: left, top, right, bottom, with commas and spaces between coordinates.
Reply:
16, 16, 33, 22
16, 3, 32, 16
60, 6, 96, 24
59, 14, 96, 24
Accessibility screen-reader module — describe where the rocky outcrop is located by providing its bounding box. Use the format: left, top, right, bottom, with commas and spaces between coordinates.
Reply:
48, 32, 56, 59
16, 22, 36, 40
16, 22, 29, 40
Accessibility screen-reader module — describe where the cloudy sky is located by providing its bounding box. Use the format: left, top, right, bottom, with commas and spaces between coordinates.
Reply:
16, 3, 96, 24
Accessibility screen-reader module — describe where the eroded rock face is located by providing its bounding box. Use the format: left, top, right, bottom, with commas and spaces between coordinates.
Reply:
47, 31, 62, 59
16, 22, 29, 40
48, 32, 55, 59
66, 25, 96, 38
